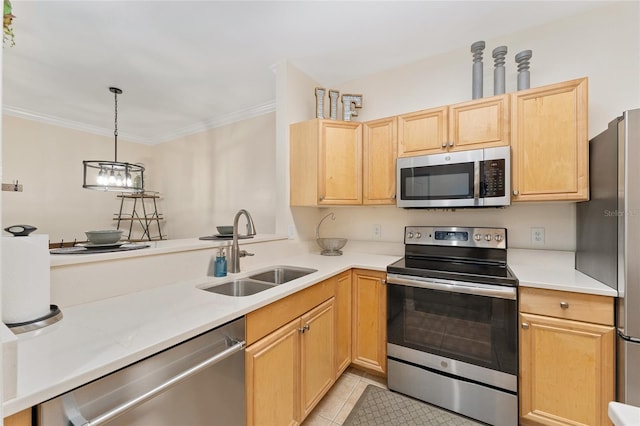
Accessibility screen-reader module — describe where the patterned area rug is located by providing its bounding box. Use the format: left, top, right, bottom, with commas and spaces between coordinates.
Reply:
343, 385, 484, 426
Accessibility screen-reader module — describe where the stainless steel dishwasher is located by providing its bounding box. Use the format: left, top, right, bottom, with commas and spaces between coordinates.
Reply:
39, 317, 245, 426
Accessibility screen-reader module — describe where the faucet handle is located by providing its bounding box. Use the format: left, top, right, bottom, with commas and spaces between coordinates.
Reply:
239, 250, 254, 258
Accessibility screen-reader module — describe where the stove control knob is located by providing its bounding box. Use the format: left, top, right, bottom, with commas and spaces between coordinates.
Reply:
484, 234, 492, 241
407, 232, 414, 239
495, 234, 504, 242
415, 232, 422, 239
474, 233, 481, 241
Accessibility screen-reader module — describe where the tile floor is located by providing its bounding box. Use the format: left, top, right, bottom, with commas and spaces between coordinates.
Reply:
301, 367, 388, 426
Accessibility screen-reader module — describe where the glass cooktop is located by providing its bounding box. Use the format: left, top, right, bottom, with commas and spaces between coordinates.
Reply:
386, 256, 518, 287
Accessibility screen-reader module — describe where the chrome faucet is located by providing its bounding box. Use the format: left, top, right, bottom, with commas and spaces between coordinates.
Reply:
229, 209, 257, 273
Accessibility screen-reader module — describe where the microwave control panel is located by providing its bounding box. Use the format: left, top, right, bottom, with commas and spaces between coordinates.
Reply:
480, 159, 506, 197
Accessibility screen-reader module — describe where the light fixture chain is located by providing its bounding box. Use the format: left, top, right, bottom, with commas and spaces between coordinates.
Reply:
114, 89, 118, 162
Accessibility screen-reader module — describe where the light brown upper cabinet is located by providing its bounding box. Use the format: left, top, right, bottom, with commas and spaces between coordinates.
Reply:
290, 118, 397, 206
290, 119, 362, 206
511, 77, 589, 202
398, 94, 509, 157
363, 117, 397, 205
397, 106, 448, 156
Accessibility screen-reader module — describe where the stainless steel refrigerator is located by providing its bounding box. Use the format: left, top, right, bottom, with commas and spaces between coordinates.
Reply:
576, 108, 640, 404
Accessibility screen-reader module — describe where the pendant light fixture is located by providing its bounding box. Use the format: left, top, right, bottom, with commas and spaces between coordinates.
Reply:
82, 87, 144, 192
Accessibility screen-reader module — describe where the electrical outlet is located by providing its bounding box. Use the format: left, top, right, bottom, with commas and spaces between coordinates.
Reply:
531, 227, 545, 245
373, 224, 381, 240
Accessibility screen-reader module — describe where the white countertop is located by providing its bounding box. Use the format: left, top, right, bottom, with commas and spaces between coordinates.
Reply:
508, 248, 617, 297
2, 244, 617, 416
49, 234, 285, 267
609, 401, 640, 426
3, 251, 399, 416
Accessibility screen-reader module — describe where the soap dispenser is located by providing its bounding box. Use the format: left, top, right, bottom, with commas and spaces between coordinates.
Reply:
214, 247, 227, 277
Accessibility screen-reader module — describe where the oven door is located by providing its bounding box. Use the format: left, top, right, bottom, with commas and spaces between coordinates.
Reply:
386, 274, 518, 389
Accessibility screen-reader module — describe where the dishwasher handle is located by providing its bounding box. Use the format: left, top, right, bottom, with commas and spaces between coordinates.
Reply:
75, 338, 246, 426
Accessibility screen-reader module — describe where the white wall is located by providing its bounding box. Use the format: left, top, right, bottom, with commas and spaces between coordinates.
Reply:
153, 112, 276, 239
278, 2, 640, 251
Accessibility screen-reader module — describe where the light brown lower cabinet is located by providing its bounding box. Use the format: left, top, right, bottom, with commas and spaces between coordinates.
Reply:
334, 270, 352, 377
519, 287, 615, 426
351, 269, 387, 376
4, 409, 31, 426
246, 296, 335, 426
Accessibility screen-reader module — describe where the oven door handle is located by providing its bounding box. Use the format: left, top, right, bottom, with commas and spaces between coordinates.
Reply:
386, 274, 517, 300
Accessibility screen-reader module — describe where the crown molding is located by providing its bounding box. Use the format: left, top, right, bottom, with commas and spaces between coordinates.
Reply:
3, 100, 276, 145
147, 100, 276, 145
2, 105, 148, 144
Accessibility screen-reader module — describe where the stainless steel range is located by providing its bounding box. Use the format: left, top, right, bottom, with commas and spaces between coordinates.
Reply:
386, 226, 518, 426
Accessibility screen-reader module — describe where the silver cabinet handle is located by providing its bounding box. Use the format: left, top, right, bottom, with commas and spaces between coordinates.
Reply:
448, 141, 454, 147
560, 301, 569, 309
522, 323, 529, 329
513, 190, 519, 196
441, 141, 447, 148
319, 195, 324, 201
76, 339, 246, 426
299, 324, 310, 333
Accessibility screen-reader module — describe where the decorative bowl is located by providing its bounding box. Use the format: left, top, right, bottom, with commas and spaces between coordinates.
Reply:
85, 230, 123, 245
216, 226, 234, 235
316, 237, 348, 256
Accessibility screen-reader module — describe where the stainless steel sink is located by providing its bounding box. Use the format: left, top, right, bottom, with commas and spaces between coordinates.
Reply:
248, 266, 317, 284
202, 266, 317, 297
202, 279, 275, 297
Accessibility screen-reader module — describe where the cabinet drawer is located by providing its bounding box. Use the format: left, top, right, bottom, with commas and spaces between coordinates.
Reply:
519, 287, 613, 325
246, 278, 335, 345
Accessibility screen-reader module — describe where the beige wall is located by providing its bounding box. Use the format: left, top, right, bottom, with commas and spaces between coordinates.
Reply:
1, 112, 277, 243
152, 112, 276, 239
279, 2, 640, 251
2, 115, 155, 243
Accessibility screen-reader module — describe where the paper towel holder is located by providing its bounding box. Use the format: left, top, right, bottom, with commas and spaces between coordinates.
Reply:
5, 304, 63, 334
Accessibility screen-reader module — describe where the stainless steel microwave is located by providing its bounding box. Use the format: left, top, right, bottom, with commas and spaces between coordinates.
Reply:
396, 146, 511, 208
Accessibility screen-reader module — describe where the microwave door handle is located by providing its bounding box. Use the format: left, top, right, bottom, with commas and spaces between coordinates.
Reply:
474, 161, 480, 200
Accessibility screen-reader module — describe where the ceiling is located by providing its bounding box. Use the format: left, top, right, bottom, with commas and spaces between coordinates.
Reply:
2, 1, 608, 145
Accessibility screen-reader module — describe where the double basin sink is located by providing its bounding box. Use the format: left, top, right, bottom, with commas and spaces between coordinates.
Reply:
201, 266, 317, 297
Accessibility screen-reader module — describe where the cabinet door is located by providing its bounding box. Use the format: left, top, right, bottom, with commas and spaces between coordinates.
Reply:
519, 312, 615, 426
335, 271, 352, 377
4, 409, 31, 426
351, 269, 387, 376
363, 117, 397, 205
449, 94, 509, 151
300, 298, 335, 419
397, 106, 448, 157
511, 77, 588, 202
246, 319, 300, 426
319, 120, 362, 205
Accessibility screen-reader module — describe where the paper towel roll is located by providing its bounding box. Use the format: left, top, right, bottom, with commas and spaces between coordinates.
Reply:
2, 234, 51, 324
